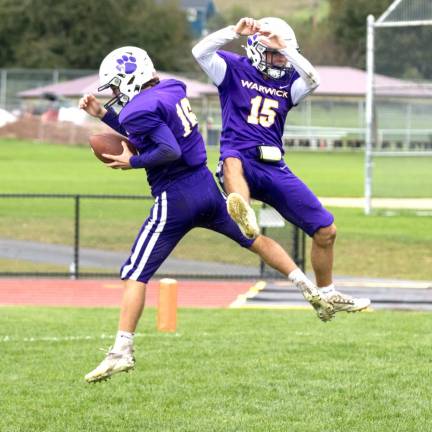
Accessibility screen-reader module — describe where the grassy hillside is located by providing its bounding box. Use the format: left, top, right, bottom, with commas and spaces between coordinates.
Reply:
213, 0, 329, 22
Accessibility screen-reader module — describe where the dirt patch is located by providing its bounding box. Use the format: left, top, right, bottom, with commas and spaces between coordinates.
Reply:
0, 116, 111, 145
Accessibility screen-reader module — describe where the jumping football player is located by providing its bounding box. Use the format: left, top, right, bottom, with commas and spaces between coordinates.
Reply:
192, 17, 371, 314
79, 46, 335, 383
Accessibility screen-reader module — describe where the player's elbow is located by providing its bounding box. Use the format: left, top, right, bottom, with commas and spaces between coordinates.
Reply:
191, 43, 210, 66
191, 44, 202, 60
171, 145, 182, 161
309, 71, 320, 90
163, 143, 182, 162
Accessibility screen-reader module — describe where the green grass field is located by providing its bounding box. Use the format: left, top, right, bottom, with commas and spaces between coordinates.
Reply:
1, 139, 431, 279
1, 138, 431, 430
1, 307, 431, 431
2, 138, 431, 198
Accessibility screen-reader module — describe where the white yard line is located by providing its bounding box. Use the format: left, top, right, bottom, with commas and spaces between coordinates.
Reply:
319, 197, 432, 210
0, 332, 183, 344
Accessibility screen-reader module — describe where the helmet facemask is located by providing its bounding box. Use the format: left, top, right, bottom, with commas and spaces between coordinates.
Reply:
245, 17, 299, 80
245, 34, 292, 80
98, 76, 129, 115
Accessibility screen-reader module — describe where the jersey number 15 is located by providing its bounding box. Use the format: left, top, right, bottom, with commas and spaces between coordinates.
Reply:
247, 96, 279, 128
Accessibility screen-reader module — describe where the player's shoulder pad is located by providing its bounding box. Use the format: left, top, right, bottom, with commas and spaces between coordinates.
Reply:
120, 104, 162, 135
120, 92, 157, 120
158, 78, 187, 99
162, 78, 186, 89
216, 49, 244, 65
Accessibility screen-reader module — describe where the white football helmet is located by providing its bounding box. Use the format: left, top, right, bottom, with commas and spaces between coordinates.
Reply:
245, 17, 299, 79
98, 46, 156, 113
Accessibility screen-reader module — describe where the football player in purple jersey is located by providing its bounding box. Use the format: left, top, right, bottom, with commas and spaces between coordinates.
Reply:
192, 17, 370, 315
79, 46, 336, 383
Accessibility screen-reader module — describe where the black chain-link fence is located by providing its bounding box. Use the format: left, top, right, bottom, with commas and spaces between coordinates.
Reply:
0, 194, 305, 279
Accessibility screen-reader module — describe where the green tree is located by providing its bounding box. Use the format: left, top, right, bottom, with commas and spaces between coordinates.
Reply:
328, 0, 432, 79
374, 25, 432, 80
327, 0, 392, 68
0, 0, 195, 71
284, 17, 342, 67
123, 0, 196, 72
205, 5, 251, 55
0, 1, 28, 67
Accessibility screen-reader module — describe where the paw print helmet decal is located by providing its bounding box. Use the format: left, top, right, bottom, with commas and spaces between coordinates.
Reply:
98, 46, 156, 113
245, 17, 298, 80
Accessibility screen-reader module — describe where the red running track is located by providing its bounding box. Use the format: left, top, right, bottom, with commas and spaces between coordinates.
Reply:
0, 279, 254, 308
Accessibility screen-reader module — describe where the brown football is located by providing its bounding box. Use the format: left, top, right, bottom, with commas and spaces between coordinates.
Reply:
89, 133, 137, 163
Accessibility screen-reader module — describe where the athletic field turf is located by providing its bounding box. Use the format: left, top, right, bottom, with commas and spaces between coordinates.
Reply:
1, 139, 431, 279
1, 307, 431, 431
2, 139, 431, 198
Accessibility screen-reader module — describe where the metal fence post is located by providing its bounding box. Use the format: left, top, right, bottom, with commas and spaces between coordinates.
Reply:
292, 225, 299, 269
365, 14, 375, 215
259, 226, 266, 277
301, 228, 306, 273
0, 69, 7, 109
292, 226, 306, 273
73, 195, 80, 279
53, 69, 59, 85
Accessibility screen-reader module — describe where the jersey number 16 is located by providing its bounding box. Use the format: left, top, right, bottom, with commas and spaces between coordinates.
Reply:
176, 97, 198, 137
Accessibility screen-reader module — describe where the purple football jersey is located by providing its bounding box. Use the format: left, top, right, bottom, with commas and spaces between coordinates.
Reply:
217, 50, 299, 153
119, 79, 207, 195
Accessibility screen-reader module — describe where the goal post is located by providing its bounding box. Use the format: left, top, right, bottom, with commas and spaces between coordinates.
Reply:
365, 0, 432, 214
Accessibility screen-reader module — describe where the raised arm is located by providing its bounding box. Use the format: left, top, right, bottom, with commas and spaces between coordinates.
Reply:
192, 17, 260, 86
192, 26, 236, 86
259, 31, 321, 105
280, 44, 320, 105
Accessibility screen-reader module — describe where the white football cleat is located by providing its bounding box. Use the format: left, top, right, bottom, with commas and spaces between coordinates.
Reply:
323, 290, 371, 313
227, 193, 260, 239
85, 348, 135, 383
296, 280, 335, 322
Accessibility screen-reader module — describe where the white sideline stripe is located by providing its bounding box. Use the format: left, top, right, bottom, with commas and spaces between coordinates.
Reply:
0, 332, 182, 343
0, 333, 146, 343
232, 304, 374, 312
130, 192, 168, 281
229, 281, 267, 308
319, 197, 432, 210
121, 196, 160, 278
272, 280, 432, 289
334, 281, 432, 289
